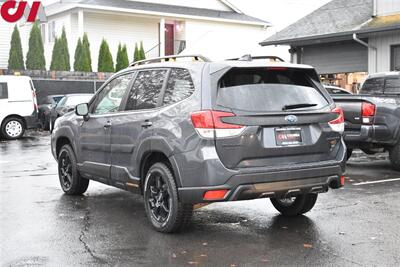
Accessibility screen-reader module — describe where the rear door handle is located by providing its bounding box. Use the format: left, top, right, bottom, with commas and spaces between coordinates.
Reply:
141, 120, 153, 128
104, 121, 112, 129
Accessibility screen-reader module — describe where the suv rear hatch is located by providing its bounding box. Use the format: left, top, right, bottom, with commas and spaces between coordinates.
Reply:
210, 67, 343, 169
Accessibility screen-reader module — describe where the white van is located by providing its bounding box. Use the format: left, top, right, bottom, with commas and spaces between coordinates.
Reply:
0, 76, 38, 140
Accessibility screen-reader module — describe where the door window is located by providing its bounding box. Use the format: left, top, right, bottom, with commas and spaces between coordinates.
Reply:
163, 68, 195, 106
125, 70, 167, 111
0, 83, 8, 99
385, 77, 400, 94
94, 73, 134, 115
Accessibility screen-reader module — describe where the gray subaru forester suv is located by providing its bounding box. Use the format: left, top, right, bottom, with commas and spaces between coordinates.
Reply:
51, 55, 346, 233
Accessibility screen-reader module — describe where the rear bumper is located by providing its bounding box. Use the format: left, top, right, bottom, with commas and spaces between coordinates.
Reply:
344, 125, 392, 146
178, 164, 344, 204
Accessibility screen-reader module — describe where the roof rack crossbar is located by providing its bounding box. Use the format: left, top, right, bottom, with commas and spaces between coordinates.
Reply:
130, 55, 211, 67
226, 55, 285, 62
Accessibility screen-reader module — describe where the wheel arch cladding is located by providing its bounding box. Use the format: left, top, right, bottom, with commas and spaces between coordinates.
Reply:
56, 136, 72, 158
140, 151, 182, 192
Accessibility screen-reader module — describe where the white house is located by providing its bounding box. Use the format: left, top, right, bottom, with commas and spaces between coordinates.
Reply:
1, 0, 270, 71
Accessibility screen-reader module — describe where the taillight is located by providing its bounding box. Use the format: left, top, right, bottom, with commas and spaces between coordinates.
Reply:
190, 110, 245, 139
361, 102, 375, 124
329, 107, 345, 133
203, 189, 229, 201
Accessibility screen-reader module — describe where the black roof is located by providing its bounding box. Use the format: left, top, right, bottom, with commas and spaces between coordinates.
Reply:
261, 0, 373, 46
48, 0, 269, 25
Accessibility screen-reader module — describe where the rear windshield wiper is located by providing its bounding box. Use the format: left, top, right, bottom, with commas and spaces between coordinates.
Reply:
282, 103, 318, 111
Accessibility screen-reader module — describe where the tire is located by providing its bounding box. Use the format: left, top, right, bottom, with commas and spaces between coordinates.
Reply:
143, 162, 193, 233
389, 143, 400, 171
1, 117, 25, 140
270, 193, 318, 217
346, 149, 353, 161
58, 144, 89, 195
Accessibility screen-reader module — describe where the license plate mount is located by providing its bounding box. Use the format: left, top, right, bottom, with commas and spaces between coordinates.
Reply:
275, 127, 303, 146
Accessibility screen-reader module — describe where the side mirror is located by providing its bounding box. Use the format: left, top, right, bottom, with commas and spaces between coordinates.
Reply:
75, 103, 90, 121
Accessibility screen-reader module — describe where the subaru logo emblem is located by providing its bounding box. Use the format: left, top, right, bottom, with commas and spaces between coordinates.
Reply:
285, 115, 298, 124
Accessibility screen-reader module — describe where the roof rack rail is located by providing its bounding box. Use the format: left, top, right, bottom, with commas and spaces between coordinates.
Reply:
226, 55, 285, 62
130, 55, 211, 67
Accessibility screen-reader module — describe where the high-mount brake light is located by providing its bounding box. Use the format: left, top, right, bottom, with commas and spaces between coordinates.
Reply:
361, 102, 376, 124
329, 107, 345, 133
267, 67, 287, 71
190, 110, 245, 139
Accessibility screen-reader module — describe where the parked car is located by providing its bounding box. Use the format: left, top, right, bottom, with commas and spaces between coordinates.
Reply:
325, 85, 352, 95
38, 95, 64, 130
333, 72, 400, 167
51, 55, 346, 233
49, 94, 93, 132
0, 76, 38, 140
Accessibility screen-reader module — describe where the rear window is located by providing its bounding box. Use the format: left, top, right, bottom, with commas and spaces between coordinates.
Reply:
217, 68, 328, 113
361, 78, 384, 94
384, 77, 400, 94
0, 82, 8, 99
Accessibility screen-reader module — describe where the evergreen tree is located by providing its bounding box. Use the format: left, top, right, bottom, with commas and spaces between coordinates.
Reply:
26, 21, 46, 70
8, 26, 25, 70
59, 27, 70, 71
50, 37, 61, 71
73, 38, 83, 71
98, 39, 114, 72
81, 33, 92, 72
50, 27, 71, 71
134, 43, 139, 62
139, 41, 146, 60
116, 43, 129, 72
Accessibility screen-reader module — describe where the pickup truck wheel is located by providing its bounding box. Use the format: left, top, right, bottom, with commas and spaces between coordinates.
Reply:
389, 143, 400, 171
346, 149, 353, 161
270, 193, 318, 217
144, 162, 193, 233
1, 117, 25, 140
58, 145, 89, 195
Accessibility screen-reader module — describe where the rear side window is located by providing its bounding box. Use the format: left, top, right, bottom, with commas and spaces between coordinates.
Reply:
0, 83, 8, 99
361, 78, 384, 94
163, 68, 195, 105
217, 68, 328, 113
384, 77, 400, 94
125, 70, 167, 110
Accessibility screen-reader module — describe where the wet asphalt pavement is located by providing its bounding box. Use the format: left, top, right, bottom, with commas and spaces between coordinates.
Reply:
1, 132, 400, 267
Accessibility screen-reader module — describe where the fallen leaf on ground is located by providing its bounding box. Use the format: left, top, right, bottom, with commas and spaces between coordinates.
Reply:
303, 244, 313, 248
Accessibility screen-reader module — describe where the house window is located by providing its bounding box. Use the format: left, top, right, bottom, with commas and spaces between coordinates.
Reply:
48, 21, 56, 43
391, 45, 400, 71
